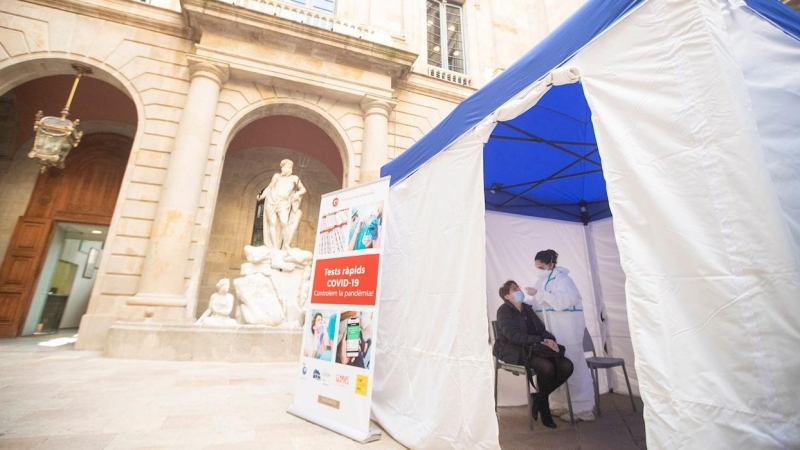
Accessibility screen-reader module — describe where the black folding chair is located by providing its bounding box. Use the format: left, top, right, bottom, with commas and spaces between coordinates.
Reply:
491, 320, 574, 429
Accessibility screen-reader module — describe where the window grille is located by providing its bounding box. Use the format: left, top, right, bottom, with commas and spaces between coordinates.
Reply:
427, 0, 466, 74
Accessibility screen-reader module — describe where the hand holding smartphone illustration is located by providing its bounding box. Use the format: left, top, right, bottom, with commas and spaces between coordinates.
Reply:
346, 317, 361, 358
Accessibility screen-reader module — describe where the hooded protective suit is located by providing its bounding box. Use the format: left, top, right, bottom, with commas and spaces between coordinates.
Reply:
529, 266, 595, 415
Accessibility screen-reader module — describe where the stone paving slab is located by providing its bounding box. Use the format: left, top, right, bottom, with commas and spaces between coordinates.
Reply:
1, 333, 645, 449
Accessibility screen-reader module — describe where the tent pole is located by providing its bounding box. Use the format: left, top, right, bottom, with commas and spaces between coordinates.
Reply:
583, 219, 615, 393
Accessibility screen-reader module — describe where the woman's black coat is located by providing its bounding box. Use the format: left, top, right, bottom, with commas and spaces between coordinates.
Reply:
493, 301, 555, 365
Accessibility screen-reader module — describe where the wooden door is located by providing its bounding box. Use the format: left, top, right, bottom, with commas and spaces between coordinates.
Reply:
0, 218, 52, 336
0, 134, 131, 337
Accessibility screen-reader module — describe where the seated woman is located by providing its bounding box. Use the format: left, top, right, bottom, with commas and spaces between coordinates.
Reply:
494, 280, 574, 428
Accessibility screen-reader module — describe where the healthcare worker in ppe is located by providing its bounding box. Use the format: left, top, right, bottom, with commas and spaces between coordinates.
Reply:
525, 249, 596, 422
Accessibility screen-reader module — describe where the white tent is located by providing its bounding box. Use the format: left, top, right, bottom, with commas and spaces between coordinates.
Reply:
372, 0, 800, 448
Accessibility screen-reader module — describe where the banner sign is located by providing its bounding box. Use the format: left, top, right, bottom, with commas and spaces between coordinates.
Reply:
287, 177, 389, 443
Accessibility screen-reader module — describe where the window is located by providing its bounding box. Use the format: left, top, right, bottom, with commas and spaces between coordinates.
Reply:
286, 0, 335, 14
427, 0, 465, 74
251, 199, 265, 246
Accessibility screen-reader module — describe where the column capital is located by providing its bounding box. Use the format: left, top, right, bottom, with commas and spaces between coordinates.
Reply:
187, 58, 230, 86
360, 96, 396, 117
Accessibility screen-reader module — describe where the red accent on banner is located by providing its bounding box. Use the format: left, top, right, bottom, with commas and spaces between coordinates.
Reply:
311, 254, 380, 306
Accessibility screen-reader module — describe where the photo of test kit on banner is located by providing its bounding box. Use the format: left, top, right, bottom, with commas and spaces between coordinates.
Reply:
287, 177, 389, 443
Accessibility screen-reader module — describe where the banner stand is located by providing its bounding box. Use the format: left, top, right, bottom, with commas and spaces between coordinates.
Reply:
286, 405, 382, 443
287, 178, 390, 445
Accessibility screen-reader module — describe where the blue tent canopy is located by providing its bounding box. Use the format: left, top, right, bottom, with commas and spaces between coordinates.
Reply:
380, 0, 799, 224
483, 82, 607, 223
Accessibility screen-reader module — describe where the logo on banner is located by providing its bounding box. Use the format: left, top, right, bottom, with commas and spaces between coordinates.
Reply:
355, 374, 369, 396
313, 369, 321, 380
335, 374, 350, 386
302, 363, 307, 376
332, 197, 339, 207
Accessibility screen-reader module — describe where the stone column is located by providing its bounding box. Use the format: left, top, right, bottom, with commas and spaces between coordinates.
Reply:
359, 97, 395, 182
128, 60, 229, 318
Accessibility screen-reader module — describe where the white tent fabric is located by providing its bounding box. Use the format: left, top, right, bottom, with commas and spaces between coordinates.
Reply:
374, 0, 800, 448
372, 129, 499, 449
373, 71, 580, 449
570, 0, 800, 447
721, 0, 800, 258
588, 218, 638, 396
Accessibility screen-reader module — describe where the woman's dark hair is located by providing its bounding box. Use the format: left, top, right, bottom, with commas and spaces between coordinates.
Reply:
312, 312, 323, 327
498, 280, 518, 301
535, 249, 559, 266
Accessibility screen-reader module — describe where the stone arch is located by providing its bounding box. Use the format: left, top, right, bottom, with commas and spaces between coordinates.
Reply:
0, 55, 148, 226
0, 54, 146, 141
197, 99, 351, 312
0, 55, 146, 337
216, 98, 356, 189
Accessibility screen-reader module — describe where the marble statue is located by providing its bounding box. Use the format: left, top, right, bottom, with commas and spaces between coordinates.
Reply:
234, 244, 313, 327
257, 159, 307, 250
196, 278, 238, 326
230, 159, 314, 328
234, 273, 284, 326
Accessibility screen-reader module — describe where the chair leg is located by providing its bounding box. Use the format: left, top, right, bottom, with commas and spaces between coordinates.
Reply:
592, 368, 601, 416
622, 364, 636, 412
564, 378, 575, 426
494, 365, 499, 413
526, 367, 534, 430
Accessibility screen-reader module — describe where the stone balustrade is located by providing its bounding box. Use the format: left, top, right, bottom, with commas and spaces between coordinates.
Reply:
426, 65, 471, 86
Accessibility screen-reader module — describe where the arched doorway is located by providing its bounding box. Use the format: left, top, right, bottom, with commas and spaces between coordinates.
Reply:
198, 115, 342, 313
0, 73, 137, 337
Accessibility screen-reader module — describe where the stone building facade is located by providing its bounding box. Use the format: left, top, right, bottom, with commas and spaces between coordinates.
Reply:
0, 0, 583, 350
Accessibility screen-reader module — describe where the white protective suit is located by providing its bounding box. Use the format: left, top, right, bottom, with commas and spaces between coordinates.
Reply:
528, 266, 595, 415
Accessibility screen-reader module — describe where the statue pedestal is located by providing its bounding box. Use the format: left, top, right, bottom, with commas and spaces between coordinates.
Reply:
104, 245, 313, 362
234, 246, 312, 327
104, 321, 302, 362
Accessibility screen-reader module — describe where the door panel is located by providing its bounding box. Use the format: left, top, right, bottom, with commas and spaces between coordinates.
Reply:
0, 292, 23, 329
0, 218, 52, 337
2, 255, 38, 290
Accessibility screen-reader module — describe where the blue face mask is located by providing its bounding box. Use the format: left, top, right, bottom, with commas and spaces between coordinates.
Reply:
512, 290, 525, 304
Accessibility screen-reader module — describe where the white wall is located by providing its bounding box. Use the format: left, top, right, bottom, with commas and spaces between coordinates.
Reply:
59, 239, 103, 329
22, 226, 65, 335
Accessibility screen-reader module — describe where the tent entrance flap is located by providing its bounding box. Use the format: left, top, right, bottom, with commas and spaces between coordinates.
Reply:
483, 82, 610, 224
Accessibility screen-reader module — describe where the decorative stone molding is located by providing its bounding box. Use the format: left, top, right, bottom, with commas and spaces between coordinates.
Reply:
181, 0, 417, 81
230, 0, 392, 46
26, 0, 188, 39
360, 97, 396, 119
395, 73, 475, 104
188, 60, 231, 87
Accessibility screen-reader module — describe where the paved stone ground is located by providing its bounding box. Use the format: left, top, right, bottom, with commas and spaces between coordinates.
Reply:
497, 395, 646, 449
0, 333, 645, 449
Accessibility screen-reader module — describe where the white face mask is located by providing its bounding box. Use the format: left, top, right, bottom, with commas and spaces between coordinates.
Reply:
512, 290, 525, 303
536, 267, 550, 278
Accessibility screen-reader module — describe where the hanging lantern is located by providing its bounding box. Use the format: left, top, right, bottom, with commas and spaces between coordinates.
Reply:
28, 64, 91, 173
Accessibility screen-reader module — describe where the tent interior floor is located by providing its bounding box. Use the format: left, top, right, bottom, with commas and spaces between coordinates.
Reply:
498, 394, 646, 449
